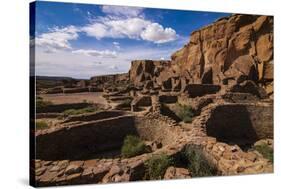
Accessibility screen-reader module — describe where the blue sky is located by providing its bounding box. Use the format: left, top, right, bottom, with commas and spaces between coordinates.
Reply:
33, 1, 230, 79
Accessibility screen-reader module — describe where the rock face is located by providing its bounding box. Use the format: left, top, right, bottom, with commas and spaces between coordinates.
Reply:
129, 60, 181, 90
171, 14, 273, 95
127, 15, 273, 96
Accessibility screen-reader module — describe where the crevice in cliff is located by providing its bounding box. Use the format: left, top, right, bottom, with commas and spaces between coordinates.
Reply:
199, 30, 206, 81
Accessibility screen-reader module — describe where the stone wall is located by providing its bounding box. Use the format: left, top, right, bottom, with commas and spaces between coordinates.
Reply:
36, 112, 182, 161
185, 84, 221, 97
63, 110, 126, 123
134, 115, 179, 146
205, 103, 273, 145
90, 73, 129, 87
36, 115, 137, 160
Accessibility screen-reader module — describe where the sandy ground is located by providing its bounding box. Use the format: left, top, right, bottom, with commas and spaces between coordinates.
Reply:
39, 92, 108, 105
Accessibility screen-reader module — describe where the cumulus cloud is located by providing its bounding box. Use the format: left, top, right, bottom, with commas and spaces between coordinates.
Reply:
81, 17, 177, 43
141, 23, 177, 43
82, 17, 150, 40
72, 49, 117, 58
35, 26, 79, 52
35, 6, 178, 54
102, 5, 143, 17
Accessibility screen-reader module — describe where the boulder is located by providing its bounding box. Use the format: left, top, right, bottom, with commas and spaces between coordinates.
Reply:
65, 164, 83, 176
256, 33, 273, 63
164, 166, 191, 179
224, 55, 258, 83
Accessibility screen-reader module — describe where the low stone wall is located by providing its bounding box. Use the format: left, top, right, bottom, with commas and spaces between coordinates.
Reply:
159, 95, 178, 104
134, 114, 180, 146
222, 92, 259, 103
45, 87, 63, 94
63, 110, 126, 123
185, 84, 221, 98
36, 113, 63, 119
205, 103, 273, 145
36, 111, 181, 161
36, 115, 137, 160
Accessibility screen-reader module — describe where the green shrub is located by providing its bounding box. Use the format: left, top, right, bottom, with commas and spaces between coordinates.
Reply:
62, 107, 99, 116
36, 121, 49, 130
176, 103, 194, 123
183, 116, 193, 123
145, 154, 173, 180
183, 145, 217, 177
254, 144, 273, 163
121, 135, 147, 158
122, 99, 132, 107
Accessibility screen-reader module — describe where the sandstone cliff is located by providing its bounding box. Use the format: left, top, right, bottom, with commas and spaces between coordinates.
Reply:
128, 14, 273, 97
171, 14, 273, 95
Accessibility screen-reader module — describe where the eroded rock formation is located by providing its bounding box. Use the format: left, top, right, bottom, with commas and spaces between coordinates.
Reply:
171, 14, 273, 95
128, 15, 273, 97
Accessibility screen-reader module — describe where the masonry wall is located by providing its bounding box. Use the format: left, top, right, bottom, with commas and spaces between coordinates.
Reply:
206, 103, 273, 145
185, 84, 221, 97
134, 116, 178, 145
63, 110, 126, 123
36, 115, 137, 160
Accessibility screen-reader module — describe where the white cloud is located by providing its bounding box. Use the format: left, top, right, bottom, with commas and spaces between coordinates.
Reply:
113, 41, 119, 45
81, 23, 108, 39
35, 8, 178, 54
35, 45, 178, 78
141, 23, 177, 43
82, 17, 150, 40
113, 41, 121, 49
72, 49, 117, 58
35, 26, 79, 52
81, 17, 177, 44
102, 5, 143, 17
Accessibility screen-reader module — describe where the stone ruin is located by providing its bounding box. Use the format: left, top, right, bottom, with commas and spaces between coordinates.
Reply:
37, 73, 130, 94
33, 14, 273, 186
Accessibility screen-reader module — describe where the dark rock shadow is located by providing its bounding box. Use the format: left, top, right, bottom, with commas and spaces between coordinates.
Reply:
206, 105, 259, 150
